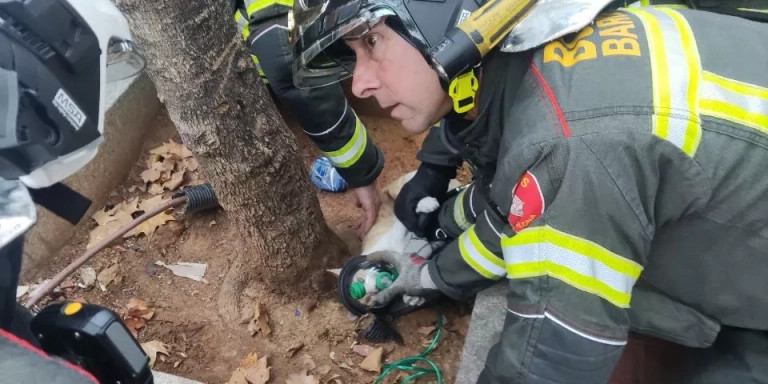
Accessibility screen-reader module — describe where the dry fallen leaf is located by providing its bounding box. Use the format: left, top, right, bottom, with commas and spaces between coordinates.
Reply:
88, 198, 141, 248
246, 303, 272, 336
326, 374, 342, 384
123, 317, 147, 337
127, 298, 155, 320
326, 269, 341, 277
141, 340, 169, 368
15, 285, 30, 299
182, 157, 199, 172
226, 353, 270, 384
125, 212, 175, 238
97, 262, 120, 291
162, 170, 185, 191
148, 183, 165, 195
138, 195, 169, 213
150, 140, 194, 159
140, 166, 163, 184
79, 267, 97, 289
285, 370, 319, 384
359, 347, 383, 373
59, 278, 76, 290
351, 344, 376, 357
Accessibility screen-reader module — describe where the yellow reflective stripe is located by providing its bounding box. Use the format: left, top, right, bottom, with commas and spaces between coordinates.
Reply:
703, 72, 768, 100
700, 72, 768, 134
322, 116, 367, 168
701, 100, 768, 134
502, 226, 642, 308
453, 188, 470, 231
628, 8, 702, 157
234, 9, 250, 40
459, 225, 506, 280
661, 8, 701, 155
246, 0, 293, 17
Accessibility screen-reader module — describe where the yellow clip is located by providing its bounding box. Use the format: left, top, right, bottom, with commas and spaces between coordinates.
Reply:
449, 70, 479, 114
63, 302, 83, 316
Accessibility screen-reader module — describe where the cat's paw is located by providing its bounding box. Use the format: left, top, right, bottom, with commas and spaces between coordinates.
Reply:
415, 197, 440, 214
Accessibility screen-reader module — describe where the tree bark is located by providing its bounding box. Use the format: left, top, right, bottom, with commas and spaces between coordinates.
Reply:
115, 0, 348, 323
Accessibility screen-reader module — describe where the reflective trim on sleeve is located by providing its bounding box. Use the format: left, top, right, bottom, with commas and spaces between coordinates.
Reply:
701, 71, 768, 135
628, 8, 701, 157
303, 99, 349, 137
234, 9, 251, 40
506, 308, 628, 345
245, 0, 293, 17
453, 188, 471, 231
501, 226, 642, 308
322, 114, 367, 168
459, 225, 506, 280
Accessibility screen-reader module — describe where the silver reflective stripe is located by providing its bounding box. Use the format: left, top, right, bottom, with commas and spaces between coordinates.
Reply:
627, 8, 702, 157
322, 114, 367, 168
458, 225, 506, 280
700, 71, 768, 135
505, 242, 636, 298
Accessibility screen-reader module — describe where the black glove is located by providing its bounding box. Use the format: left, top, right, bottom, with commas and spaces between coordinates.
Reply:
395, 162, 456, 238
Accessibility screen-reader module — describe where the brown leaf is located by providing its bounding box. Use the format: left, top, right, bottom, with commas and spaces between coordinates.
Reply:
127, 298, 155, 320
125, 212, 175, 238
140, 340, 169, 368
351, 344, 376, 357
182, 157, 199, 172
88, 198, 140, 248
138, 195, 170, 213
97, 262, 120, 291
148, 183, 165, 195
417, 325, 436, 336
359, 347, 383, 373
59, 278, 76, 289
247, 303, 272, 336
286, 370, 319, 384
162, 170, 186, 191
140, 166, 163, 184
227, 353, 270, 384
150, 140, 194, 159
325, 374, 342, 384
123, 317, 146, 335
285, 342, 304, 357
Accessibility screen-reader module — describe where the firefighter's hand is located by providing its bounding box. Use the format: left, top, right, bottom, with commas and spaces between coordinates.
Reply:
367, 251, 440, 307
395, 163, 455, 238
354, 183, 382, 239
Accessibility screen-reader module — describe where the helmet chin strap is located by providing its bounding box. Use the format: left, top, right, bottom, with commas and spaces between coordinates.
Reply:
448, 68, 478, 114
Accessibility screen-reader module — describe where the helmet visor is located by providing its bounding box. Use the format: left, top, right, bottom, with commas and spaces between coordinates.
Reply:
292, 2, 395, 88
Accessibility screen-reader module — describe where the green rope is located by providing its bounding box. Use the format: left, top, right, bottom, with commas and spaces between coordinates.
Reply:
374, 314, 445, 384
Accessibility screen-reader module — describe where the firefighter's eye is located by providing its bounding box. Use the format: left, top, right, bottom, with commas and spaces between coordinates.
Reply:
364, 34, 378, 49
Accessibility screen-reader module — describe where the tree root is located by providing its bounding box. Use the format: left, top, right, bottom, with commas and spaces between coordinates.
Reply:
217, 225, 350, 325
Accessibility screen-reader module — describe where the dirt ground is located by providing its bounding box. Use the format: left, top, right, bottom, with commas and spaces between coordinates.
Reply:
22, 109, 473, 384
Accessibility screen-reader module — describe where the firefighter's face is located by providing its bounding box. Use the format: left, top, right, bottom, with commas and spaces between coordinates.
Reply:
348, 21, 451, 133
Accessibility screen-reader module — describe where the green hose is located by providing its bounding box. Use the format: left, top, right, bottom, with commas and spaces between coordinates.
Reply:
374, 314, 445, 384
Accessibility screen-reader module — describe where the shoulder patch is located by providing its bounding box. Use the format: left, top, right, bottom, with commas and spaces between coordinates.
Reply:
508, 171, 545, 232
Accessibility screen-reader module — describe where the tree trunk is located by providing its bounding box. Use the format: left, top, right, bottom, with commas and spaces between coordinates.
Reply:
115, 0, 348, 323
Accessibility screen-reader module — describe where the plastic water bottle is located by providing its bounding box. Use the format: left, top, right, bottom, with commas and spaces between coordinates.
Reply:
310, 157, 348, 192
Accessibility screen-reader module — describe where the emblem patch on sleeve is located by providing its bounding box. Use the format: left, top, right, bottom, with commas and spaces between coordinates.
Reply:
508, 171, 545, 232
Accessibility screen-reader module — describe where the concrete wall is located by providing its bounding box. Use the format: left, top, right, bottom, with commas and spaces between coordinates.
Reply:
21, 74, 161, 280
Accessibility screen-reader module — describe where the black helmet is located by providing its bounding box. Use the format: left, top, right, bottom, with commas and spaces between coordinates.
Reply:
291, 0, 616, 89
291, 0, 482, 88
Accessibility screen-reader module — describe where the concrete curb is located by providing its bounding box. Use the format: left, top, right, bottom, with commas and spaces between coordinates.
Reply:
153, 370, 205, 384
22, 73, 161, 279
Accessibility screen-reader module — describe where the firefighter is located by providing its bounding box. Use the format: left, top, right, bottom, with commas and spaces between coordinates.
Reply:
0, 0, 147, 382
292, 0, 768, 382
230, 0, 388, 237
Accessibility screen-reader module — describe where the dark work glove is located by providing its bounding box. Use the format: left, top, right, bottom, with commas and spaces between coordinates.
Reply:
395, 162, 456, 238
